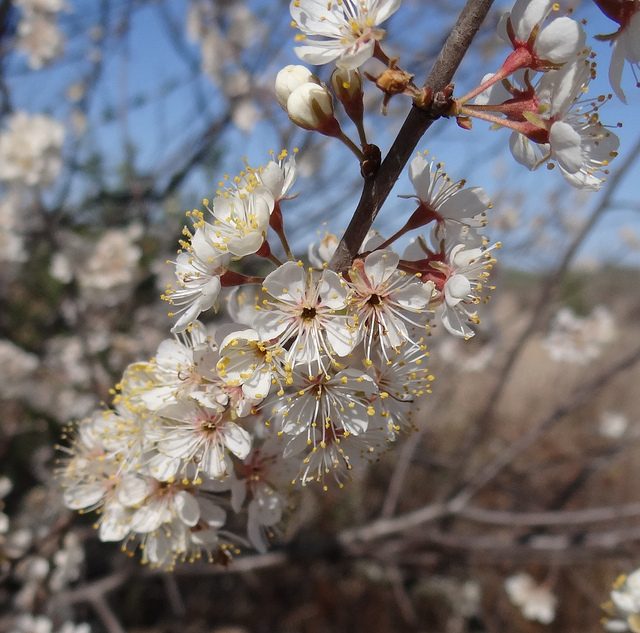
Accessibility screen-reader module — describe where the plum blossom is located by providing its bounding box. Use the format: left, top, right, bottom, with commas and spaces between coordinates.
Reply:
254, 261, 357, 374
406, 154, 490, 245
290, 0, 401, 69
347, 249, 433, 360
369, 337, 432, 434
498, 0, 586, 70
163, 227, 232, 333
133, 322, 223, 411
147, 399, 252, 481
16, 10, 65, 70
543, 305, 616, 364
204, 185, 274, 257
474, 57, 620, 190
217, 328, 280, 400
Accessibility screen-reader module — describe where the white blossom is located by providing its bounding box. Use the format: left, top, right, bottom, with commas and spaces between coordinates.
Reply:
291, 0, 401, 69
254, 261, 356, 374
347, 249, 432, 360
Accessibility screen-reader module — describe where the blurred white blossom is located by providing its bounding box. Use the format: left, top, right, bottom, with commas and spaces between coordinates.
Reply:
543, 305, 616, 365
0, 112, 64, 187
599, 410, 629, 439
505, 572, 557, 624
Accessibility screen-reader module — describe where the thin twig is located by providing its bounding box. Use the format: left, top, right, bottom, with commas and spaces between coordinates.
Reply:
89, 595, 127, 633
385, 563, 419, 626
458, 501, 640, 526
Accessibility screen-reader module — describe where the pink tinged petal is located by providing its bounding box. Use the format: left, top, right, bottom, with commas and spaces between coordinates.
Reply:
609, 40, 628, 103
116, 475, 152, 507
319, 269, 348, 308
174, 490, 200, 527
221, 422, 252, 459
509, 132, 542, 169
63, 483, 105, 510
444, 274, 471, 307
549, 121, 582, 174
536, 18, 585, 63
364, 249, 399, 285
437, 187, 490, 221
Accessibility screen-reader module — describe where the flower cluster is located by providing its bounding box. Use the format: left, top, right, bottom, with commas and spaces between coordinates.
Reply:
58, 145, 498, 566
455, 0, 621, 190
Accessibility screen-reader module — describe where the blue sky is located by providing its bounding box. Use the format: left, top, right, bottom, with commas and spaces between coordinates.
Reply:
4, 0, 640, 270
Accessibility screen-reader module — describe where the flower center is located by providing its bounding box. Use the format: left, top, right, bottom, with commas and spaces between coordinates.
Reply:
301, 306, 317, 320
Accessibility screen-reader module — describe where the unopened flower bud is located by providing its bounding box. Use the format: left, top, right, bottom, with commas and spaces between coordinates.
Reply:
275, 65, 320, 110
330, 67, 364, 125
286, 82, 341, 137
